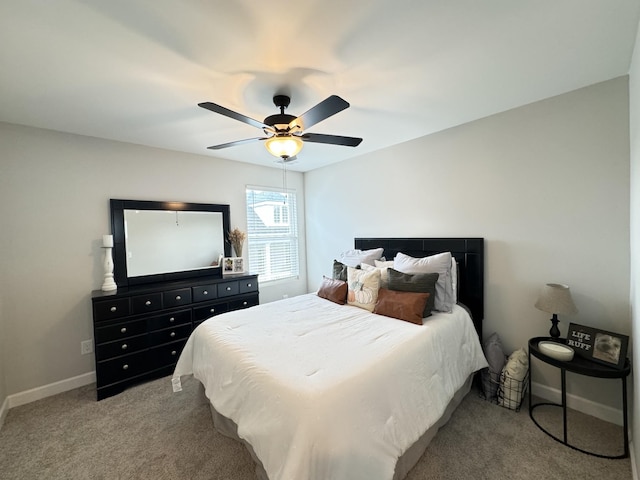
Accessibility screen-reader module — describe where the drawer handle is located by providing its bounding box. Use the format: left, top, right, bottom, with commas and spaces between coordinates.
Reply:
170, 331, 176, 337
226, 286, 231, 291
171, 350, 177, 356
176, 295, 182, 300
145, 300, 151, 306
203, 290, 208, 295
121, 344, 128, 350
120, 327, 127, 334
169, 317, 175, 323
247, 283, 252, 287
110, 306, 117, 312
210, 308, 215, 313
122, 364, 129, 371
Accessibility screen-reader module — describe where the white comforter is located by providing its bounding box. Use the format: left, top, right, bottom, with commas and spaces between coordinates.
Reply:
172, 294, 488, 480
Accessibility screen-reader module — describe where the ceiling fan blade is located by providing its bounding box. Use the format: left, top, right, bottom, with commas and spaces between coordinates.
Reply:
199, 102, 270, 130
301, 133, 363, 147
206, 137, 267, 150
289, 95, 350, 131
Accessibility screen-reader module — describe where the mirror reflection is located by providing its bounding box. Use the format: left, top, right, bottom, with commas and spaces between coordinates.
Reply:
124, 209, 224, 277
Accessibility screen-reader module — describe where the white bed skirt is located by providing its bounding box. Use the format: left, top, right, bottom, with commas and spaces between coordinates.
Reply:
204, 375, 474, 480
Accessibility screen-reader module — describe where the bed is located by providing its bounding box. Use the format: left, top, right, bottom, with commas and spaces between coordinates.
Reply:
172, 237, 487, 480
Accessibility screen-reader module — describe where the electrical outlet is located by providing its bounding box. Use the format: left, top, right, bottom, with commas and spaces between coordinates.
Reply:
81, 340, 93, 355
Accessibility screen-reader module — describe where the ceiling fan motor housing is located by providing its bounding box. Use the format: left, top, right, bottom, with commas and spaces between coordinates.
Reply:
264, 95, 300, 134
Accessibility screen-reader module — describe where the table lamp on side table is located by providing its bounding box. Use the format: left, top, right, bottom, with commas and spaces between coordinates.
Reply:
534, 283, 578, 338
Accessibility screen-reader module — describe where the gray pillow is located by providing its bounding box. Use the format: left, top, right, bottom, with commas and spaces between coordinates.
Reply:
387, 268, 439, 317
333, 260, 359, 281
481, 332, 506, 400
393, 251, 454, 312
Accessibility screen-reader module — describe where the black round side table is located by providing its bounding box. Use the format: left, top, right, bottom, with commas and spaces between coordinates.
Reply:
528, 336, 631, 459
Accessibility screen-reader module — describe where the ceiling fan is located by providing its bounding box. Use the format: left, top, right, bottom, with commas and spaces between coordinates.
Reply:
198, 94, 362, 161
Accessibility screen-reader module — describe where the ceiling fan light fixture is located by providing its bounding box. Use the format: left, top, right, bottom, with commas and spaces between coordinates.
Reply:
265, 135, 303, 159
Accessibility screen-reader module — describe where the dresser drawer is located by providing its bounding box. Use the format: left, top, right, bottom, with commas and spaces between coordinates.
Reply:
149, 339, 187, 368
163, 288, 192, 307
193, 302, 229, 322
192, 284, 218, 303
94, 298, 131, 321
147, 309, 191, 332
131, 292, 163, 314
218, 281, 239, 297
96, 334, 147, 361
148, 323, 192, 346
239, 278, 258, 294
229, 295, 259, 310
95, 318, 147, 344
97, 350, 148, 386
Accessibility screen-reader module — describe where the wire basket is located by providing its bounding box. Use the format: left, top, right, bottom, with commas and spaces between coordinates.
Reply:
496, 369, 529, 412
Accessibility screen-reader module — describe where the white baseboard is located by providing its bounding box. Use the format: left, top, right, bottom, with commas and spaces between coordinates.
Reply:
0, 395, 9, 430
7, 371, 96, 410
631, 439, 638, 480
531, 381, 623, 426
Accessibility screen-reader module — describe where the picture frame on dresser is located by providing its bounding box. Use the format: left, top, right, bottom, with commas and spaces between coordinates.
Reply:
566, 322, 629, 370
223, 257, 244, 274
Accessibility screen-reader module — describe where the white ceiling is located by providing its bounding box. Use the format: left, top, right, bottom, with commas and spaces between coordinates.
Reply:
1, 1, 639, 172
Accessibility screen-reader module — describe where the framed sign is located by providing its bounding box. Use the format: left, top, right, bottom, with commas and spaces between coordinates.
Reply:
223, 257, 244, 274
566, 323, 629, 370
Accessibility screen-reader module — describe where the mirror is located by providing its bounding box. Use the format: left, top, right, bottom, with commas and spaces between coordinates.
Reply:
110, 199, 231, 287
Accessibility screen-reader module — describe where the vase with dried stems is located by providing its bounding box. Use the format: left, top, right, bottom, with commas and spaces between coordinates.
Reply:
228, 227, 246, 258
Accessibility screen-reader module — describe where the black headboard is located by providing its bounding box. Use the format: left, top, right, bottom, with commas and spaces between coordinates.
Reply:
354, 238, 484, 340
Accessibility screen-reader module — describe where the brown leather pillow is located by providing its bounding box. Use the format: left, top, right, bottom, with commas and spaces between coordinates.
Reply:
373, 288, 430, 325
317, 276, 348, 305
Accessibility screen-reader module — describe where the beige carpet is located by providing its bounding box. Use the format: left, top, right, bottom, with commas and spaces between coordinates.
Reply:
0, 376, 631, 479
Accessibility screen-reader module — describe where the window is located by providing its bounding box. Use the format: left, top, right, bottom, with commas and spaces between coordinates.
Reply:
246, 186, 299, 283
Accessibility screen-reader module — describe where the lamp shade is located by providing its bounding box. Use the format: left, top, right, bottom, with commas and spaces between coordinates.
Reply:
534, 283, 578, 315
265, 135, 303, 158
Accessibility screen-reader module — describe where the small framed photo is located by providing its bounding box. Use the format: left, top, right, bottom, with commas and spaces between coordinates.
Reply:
223, 257, 244, 274
567, 323, 629, 369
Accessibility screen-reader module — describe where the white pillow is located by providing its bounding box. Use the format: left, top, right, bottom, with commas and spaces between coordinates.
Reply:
340, 247, 384, 267
451, 256, 458, 304
393, 251, 454, 312
347, 266, 381, 312
374, 259, 394, 268
361, 263, 391, 289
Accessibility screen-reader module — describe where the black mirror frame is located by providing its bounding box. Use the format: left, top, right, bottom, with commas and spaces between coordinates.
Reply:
110, 199, 232, 287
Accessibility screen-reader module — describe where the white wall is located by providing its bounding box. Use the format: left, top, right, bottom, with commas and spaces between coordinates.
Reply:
0, 122, 307, 396
305, 77, 630, 410
628, 18, 640, 474
0, 295, 6, 424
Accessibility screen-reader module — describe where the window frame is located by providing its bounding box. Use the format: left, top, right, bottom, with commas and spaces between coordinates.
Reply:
245, 185, 299, 284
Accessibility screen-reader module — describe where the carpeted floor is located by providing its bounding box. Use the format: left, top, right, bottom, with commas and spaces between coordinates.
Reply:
0, 376, 631, 479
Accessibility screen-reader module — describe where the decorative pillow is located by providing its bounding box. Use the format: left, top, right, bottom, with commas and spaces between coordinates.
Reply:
340, 247, 384, 267
387, 268, 439, 317
374, 259, 394, 268
361, 262, 392, 289
451, 256, 458, 304
481, 332, 506, 401
317, 276, 348, 305
373, 288, 430, 325
393, 251, 454, 312
332, 259, 350, 281
347, 266, 381, 312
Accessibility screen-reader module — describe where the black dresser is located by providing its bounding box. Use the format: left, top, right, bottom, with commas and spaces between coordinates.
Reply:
91, 274, 259, 400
